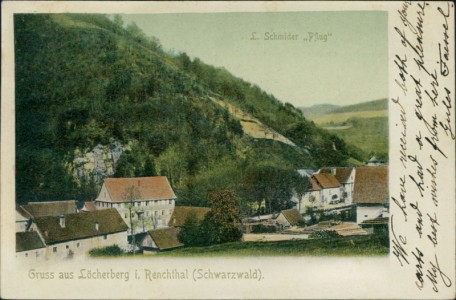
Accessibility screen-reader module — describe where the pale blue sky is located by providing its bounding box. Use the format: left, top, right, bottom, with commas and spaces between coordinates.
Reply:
121, 11, 388, 107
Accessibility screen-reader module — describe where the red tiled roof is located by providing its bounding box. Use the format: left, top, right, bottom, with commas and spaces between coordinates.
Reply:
82, 201, 96, 212
320, 167, 353, 183
309, 178, 321, 191
34, 209, 128, 244
314, 173, 340, 188
102, 176, 176, 202
353, 166, 388, 204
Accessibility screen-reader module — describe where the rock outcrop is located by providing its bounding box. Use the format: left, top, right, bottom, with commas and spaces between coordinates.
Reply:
71, 141, 127, 183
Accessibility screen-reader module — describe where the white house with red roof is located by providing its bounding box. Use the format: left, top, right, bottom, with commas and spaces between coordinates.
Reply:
352, 166, 388, 224
313, 173, 341, 206
292, 171, 343, 213
95, 176, 176, 231
319, 167, 356, 204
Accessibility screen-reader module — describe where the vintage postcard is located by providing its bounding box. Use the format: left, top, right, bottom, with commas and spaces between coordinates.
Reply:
1, 1, 455, 299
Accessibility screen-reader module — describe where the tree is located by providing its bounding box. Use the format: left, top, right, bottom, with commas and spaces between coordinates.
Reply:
208, 188, 240, 225
113, 15, 124, 32
122, 185, 141, 252
242, 165, 297, 215
202, 188, 242, 244
178, 211, 200, 246
143, 157, 157, 176
292, 173, 312, 213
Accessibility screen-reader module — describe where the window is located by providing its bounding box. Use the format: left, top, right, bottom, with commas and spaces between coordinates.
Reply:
103, 235, 107, 240
124, 213, 127, 218
161, 210, 164, 216
364, 214, 368, 217
169, 209, 172, 215
53, 247, 57, 253
25, 253, 28, 257
169, 200, 172, 205
76, 242, 80, 248
154, 211, 158, 216
66, 245, 69, 249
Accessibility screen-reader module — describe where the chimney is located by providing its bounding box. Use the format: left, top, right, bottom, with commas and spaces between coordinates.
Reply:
331, 168, 336, 175
95, 221, 99, 231
59, 215, 66, 228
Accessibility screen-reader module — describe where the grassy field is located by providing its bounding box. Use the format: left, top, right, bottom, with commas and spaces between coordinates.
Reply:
325, 117, 388, 156
310, 110, 387, 125
152, 234, 389, 257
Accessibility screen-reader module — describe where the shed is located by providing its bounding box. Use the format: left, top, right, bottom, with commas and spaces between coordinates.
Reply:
141, 227, 183, 253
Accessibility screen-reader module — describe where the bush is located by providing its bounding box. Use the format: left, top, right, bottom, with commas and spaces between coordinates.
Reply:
88, 245, 124, 257
251, 224, 277, 233
309, 230, 340, 239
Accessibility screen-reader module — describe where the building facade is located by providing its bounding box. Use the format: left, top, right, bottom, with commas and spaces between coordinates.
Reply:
29, 208, 129, 261
95, 176, 176, 232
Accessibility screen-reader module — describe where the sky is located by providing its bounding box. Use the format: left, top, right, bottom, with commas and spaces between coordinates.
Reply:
120, 11, 388, 107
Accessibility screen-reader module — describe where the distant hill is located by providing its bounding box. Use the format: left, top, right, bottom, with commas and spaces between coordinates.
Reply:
14, 14, 364, 207
301, 99, 388, 163
331, 98, 387, 113
299, 104, 340, 119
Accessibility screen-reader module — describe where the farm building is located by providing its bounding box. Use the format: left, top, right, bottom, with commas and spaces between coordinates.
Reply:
168, 206, 211, 227
29, 208, 129, 261
275, 208, 304, 228
21, 200, 78, 218
95, 176, 176, 231
140, 227, 183, 253
16, 231, 46, 261
352, 166, 388, 224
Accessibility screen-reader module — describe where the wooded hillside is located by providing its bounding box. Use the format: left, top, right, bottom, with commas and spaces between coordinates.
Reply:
15, 14, 365, 212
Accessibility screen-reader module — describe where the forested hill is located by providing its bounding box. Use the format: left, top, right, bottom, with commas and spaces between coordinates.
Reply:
14, 14, 364, 210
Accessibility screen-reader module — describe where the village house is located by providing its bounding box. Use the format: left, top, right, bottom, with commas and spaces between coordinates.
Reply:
30, 208, 129, 260
312, 173, 341, 205
352, 166, 388, 224
21, 200, 78, 218
81, 201, 97, 212
16, 231, 46, 261
16, 206, 33, 232
319, 167, 356, 204
140, 227, 183, 254
292, 176, 321, 213
275, 208, 304, 229
367, 156, 381, 166
168, 206, 211, 227
95, 176, 176, 232
291, 169, 319, 213
17, 200, 79, 233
